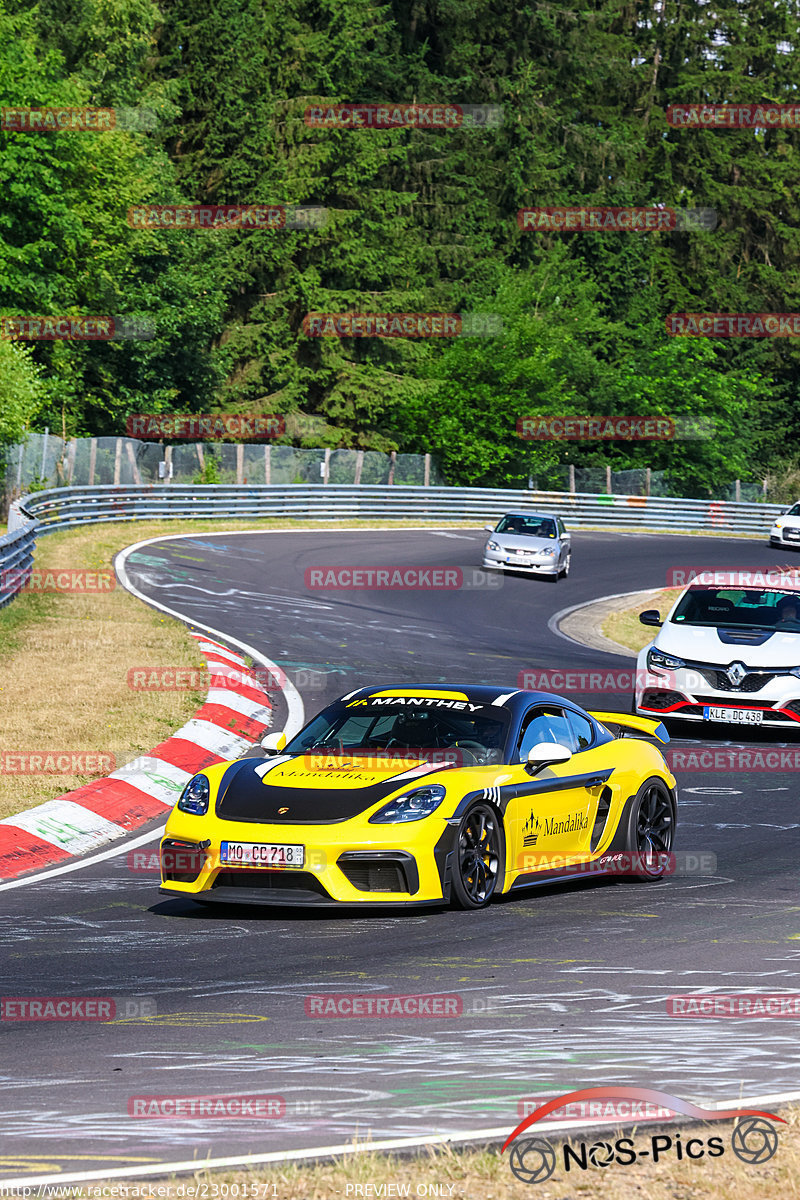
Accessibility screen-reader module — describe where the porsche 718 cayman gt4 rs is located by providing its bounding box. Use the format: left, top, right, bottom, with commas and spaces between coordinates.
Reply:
160, 686, 677, 909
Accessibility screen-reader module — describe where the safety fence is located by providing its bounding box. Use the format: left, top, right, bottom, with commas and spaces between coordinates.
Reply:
2, 433, 442, 492
0, 504, 39, 608
14, 484, 783, 536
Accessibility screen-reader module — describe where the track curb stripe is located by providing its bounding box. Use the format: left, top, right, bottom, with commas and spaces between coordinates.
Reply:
0, 638, 272, 880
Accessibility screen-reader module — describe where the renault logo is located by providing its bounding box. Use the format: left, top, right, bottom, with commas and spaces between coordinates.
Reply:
726, 662, 747, 687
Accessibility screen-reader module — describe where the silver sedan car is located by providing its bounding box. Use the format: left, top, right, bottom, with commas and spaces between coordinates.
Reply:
482, 512, 571, 581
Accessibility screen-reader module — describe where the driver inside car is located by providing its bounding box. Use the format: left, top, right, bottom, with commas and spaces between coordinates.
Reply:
776, 596, 800, 630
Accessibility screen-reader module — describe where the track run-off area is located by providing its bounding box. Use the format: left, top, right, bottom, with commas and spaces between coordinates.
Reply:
2, 527, 800, 1183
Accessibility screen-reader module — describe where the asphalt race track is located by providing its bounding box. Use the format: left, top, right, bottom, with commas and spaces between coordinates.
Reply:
2, 528, 800, 1180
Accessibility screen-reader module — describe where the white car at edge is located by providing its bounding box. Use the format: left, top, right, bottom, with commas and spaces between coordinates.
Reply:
634, 577, 800, 732
769, 502, 800, 549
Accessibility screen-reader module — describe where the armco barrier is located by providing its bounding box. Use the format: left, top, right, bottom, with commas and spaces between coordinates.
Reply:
13, 484, 783, 537
0, 504, 39, 608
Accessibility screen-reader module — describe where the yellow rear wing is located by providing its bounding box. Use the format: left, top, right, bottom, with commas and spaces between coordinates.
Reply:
588, 711, 670, 744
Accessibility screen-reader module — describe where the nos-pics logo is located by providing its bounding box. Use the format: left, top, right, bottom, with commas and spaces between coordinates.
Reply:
503, 1086, 783, 1184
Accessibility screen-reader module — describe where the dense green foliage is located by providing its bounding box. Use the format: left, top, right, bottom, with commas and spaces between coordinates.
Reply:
1, 0, 798, 494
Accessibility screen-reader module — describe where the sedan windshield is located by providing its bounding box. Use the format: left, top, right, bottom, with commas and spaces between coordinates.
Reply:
672, 587, 800, 631
285, 703, 510, 765
495, 515, 557, 538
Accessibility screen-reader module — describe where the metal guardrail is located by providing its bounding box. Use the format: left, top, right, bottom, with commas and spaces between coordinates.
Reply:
15, 483, 783, 536
0, 505, 39, 608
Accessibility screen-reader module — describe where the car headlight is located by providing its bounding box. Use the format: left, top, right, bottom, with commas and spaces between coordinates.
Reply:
369, 784, 447, 823
775, 522, 784, 529
487, 540, 501, 551
647, 648, 685, 671
177, 774, 210, 815
534, 548, 556, 558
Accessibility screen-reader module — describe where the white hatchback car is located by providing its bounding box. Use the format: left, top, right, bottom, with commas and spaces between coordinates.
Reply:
769, 502, 800, 549
635, 582, 800, 731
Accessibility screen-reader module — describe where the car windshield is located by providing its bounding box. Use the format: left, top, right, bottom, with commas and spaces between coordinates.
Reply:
788, 503, 800, 517
671, 587, 800, 631
285, 701, 511, 765
495, 515, 557, 538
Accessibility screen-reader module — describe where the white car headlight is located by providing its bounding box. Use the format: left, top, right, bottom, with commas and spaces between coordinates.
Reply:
647, 648, 685, 671
534, 548, 556, 558
488, 540, 501, 551
369, 784, 447, 823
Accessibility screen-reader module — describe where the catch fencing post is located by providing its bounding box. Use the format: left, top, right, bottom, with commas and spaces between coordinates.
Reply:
40, 428, 49, 482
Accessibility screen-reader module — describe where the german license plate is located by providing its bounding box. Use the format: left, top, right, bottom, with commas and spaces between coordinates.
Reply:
703, 706, 763, 725
508, 556, 531, 565
220, 841, 304, 867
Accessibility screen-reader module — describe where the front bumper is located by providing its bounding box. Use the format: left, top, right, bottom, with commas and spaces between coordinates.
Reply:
482, 552, 559, 575
770, 523, 800, 547
635, 666, 800, 730
158, 817, 457, 906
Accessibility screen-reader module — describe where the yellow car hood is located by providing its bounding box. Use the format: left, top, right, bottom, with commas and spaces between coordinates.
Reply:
214, 754, 449, 824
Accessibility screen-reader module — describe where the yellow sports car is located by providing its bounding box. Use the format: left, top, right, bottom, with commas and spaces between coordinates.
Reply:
159, 686, 677, 909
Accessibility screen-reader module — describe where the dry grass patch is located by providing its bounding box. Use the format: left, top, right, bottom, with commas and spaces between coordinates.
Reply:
0, 524, 213, 819
36, 1108, 800, 1199
602, 587, 683, 655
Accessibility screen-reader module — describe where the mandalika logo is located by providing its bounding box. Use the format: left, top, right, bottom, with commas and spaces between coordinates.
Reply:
503, 1086, 784, 1184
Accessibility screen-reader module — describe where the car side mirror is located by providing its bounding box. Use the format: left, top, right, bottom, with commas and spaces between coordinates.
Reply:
525, 743, 572, 775
260, 731, 287, 754
484, 524, 495, 532
639, 609, 662, 627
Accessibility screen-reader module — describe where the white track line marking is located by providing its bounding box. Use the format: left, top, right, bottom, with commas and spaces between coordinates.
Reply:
3, 1089, 800, 1187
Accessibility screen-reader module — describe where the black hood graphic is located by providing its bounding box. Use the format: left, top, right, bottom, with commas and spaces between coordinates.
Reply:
214, 757, 433, 824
